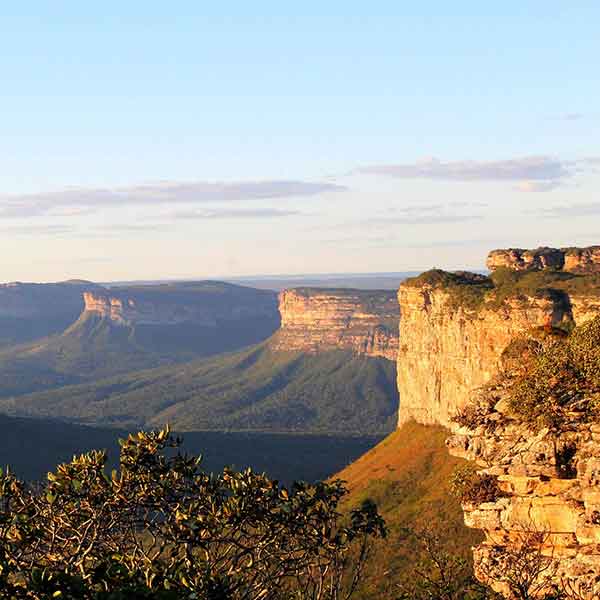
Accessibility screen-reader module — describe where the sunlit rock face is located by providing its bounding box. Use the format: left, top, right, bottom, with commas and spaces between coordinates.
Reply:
83, 282, 279, 327
447, 383, 600, 598
396, 285, 571, 428
487, 245, 600, 273
272, 288, 399, 360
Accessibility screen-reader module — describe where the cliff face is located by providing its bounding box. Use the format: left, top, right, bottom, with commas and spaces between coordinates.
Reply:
397, 247, 600, 428
397, 286, 572, 427
394, 246, 600, 597
487, 245, 600, 273
447, 379, 600, 597
83, 282, 278, 327
273, 288, 399, 360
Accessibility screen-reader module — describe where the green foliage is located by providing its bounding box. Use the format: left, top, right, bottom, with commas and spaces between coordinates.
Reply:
403, 270, 493, 313
1, 344, 399, 434
402, 266, 600, 317
507, 316, 600, 431
395, 528, 500, 600
0, 427, 385, 599
450, 465, 504, 506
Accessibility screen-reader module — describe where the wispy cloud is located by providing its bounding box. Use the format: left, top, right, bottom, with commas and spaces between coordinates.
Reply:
0, 225, 75, 236
170, 208, 302, 220
367, 203, 483, 225
538, 203, 600, 218
0, 180, 344, 218
356, 156, 571, 182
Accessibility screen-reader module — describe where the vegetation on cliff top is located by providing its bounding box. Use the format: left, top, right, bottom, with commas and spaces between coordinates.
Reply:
506, 315, 600, 431
403, 266, 600, 315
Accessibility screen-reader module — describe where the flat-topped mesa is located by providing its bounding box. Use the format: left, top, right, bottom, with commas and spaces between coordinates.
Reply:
272, 288, 399, 360
0, 280, 98, 319
83, 282, 278, 327
397, 265, 600, 428
487, 245, 600, 273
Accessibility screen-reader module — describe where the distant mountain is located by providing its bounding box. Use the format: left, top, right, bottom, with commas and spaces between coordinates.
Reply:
0, 281, 279, 397
0, 280, 101, 347
1, 337, 399, 434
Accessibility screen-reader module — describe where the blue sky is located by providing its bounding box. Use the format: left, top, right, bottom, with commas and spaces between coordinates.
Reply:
1, 3, 599, 281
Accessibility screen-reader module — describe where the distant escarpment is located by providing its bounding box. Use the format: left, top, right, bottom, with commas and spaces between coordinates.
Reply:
272, 288, 399, 361
447, 316, 600, 597
0, 281, 280, 399
0, 280, 100, 346
83, 281, 278, 327
487, 245, 600, 273
397, 247, 600, 428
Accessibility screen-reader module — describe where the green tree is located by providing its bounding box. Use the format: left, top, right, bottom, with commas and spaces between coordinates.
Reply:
0, 427, 385, 599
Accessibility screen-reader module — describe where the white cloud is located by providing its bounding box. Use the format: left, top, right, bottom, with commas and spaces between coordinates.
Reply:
357, 156, 572, 182
0, 180, 345, 218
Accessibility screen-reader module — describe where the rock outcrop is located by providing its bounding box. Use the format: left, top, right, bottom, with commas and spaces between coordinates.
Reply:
273, 288, 399, 360
83, 282, 278, 327
487, 246, 600, 273
447, 378, 600, 598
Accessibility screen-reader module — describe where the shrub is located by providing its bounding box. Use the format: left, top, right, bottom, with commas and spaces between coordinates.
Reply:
450, 466, 504, 506
506, 316, 600, 431
0, 427, 386, 599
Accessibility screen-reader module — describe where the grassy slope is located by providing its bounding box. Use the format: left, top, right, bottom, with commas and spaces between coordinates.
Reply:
0, 309, 279, 399
336, 421, 482, 599
0, 338, 399, 434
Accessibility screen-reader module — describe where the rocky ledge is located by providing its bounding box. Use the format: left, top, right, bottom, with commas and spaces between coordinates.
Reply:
272, 288, 399, 360
487, 246, 600, 273
447, 382, 600, 598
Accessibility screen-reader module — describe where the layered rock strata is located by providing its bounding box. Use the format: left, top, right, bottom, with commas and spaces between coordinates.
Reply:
83, 283, 278, 327
273, 288, 399, 360
397, 284, 575, 427
487, 246, 600, 273
447, 382, 600, 598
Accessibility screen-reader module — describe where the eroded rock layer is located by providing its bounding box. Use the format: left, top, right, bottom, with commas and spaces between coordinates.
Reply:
447, 383, 600, 598
487, 246, 600, 273
273, 288, 399, 360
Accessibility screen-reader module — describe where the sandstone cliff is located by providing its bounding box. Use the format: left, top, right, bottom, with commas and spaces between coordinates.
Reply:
487, 245, 600, 273
397, 251, 600, 428
272, 288, 399, 360
83, 282, 278, 327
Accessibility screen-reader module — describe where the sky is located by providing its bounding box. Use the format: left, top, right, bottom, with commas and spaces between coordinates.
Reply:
1, 2, 599, 282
